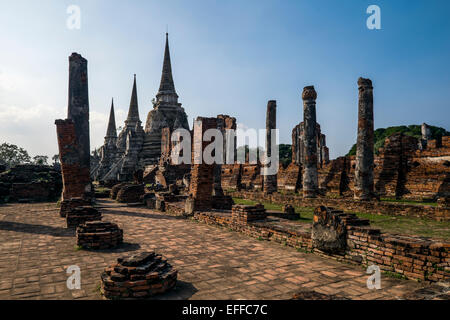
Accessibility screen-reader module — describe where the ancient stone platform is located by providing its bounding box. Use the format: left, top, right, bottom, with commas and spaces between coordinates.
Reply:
76, 221, 123, 250
66, 206, 102, 228
0, 200, 447, 300
101, 251, 177, 299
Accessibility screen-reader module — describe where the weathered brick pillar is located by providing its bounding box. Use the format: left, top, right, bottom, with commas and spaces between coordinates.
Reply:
55, 119, 90, 201
67, 53, 90, 169
419, 122, 431, 150
354, 77, 374, 200
213, 117, 225, 196
302, 86, 319, 198
55, 53, 92, 206
263, 100, 277, 194
189, 117, 217, 211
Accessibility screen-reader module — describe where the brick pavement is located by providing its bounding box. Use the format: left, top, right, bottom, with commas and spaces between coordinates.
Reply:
0, 200, 447, 300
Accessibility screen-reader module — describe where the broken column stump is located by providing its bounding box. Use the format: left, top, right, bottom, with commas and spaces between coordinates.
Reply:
140, 193, 156, 208
232, 204, 267, 224
116, 184, 145, 203
66, 206, 102, 228
312, 206, 370, 254
59, 197, 91, 218
110, 183, 129, 200
101, 251, 178, 299
76, 221, 123, 249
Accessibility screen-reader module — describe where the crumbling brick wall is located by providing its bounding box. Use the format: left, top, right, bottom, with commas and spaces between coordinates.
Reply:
55, 119, 92, 201
189, 117, 217, 211
277, 163, 302, 192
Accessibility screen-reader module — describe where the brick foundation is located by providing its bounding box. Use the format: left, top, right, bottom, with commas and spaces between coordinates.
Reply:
101, 251, 178, 299
76, 221, 123, 249
66, 206, 102, 228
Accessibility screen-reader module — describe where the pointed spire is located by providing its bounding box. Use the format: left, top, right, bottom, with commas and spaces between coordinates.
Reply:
126, 74, 140, 123
106, 98, 117, 138
156, 33, 178, 101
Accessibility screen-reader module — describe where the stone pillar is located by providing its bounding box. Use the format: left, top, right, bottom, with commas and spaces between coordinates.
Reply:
55, 119, 91, 202
55, 52, 92, 209
302, 86, 318, 198
419, 122, 431, 150
188, 117, 217, 212
263, 100, 277, 194
213, 117, 225, 196
421, 123, 431, 141
67, 53, 90, 169
354, 77, 374, 200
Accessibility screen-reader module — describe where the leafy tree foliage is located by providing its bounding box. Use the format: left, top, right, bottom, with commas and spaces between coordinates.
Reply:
52, 154, 60, 164
279, 144, 292, 168
0, 143, 31, 168
33, 155, 48, 165
347, 125, 450, 156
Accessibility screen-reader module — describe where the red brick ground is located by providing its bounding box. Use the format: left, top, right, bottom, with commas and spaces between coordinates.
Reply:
0, 200, 446, 300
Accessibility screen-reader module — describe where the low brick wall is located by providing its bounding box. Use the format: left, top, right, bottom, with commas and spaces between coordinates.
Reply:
345, 225, 449, 282
193, 210, 449, 282
194, 211, 313, 253
227, 191, 449, 221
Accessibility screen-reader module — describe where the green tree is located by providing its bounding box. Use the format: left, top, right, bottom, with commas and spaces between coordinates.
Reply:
347, 124, 450, 156
52, 154, 60, 164
33, 155, 48, 165
0, 143, 31, 168
279, 144, 292, 167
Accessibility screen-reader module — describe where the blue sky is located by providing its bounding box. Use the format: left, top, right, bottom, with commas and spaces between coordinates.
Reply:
0, 0, 449, 160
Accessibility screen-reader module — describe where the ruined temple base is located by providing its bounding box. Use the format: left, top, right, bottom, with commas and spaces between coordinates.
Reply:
66, 206, 102, 228
76, 221, 123, 250
116, 184, 145, 203
59, 198, 92, 217
232, 204, 267, 224
101, 251, 178, 299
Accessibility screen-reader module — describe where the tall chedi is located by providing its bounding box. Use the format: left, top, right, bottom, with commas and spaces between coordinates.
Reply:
118, 74, 145, 181
141, 33, 189, 165
92, 98, 118, 182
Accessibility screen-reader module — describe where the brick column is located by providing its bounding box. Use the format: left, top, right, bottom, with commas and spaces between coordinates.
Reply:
55, 119, 91, 201
302, 86, 319, 198
189, 117, 217, 211
354, 77, 374, 200
67, 53, 90, 169
263, 100, 277, 194
55, 53, 92, 217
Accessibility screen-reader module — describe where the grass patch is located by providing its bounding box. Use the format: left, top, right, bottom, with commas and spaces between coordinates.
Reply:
232, 197, 450, 240
380, 198, 437, 207
383, 271, 407, 280
350, 211, 450, 240
74, 245, 83, 251
95, 187, 111, 193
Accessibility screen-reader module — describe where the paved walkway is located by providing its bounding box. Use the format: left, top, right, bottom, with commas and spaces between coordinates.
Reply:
0, 200, 445, 300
